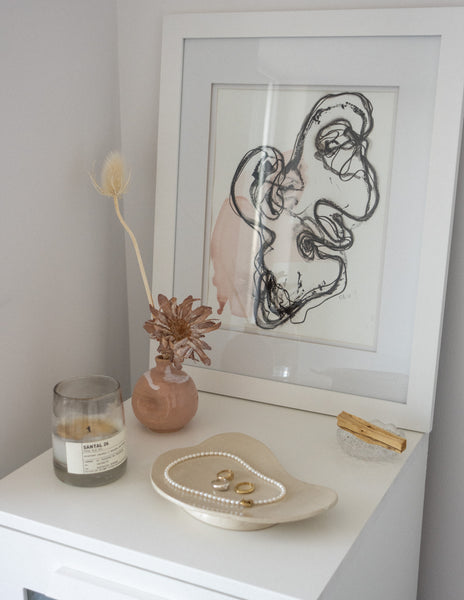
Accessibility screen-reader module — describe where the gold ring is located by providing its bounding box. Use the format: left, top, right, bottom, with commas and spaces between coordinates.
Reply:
235, 481, 255, 494
240, 499, 254, 508
217, 469, 234, 481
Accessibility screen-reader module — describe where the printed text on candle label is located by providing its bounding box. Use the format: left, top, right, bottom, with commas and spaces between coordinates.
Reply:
65, 429, 127, 474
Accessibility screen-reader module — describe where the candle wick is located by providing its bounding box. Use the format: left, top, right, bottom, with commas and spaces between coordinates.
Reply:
87, 426, 91, 433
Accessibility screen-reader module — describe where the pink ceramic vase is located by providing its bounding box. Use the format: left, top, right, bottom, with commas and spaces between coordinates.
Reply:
131, 356, 198, 432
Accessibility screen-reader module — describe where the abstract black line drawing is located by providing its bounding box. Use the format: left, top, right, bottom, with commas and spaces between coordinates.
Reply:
211, 91, 379, 330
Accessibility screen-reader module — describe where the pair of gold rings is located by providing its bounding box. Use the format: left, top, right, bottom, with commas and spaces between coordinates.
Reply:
210, 480, 255, 494
211, 469, 255, 495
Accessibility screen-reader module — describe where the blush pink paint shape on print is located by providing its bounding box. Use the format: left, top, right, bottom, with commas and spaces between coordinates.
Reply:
210, 195, 258, 320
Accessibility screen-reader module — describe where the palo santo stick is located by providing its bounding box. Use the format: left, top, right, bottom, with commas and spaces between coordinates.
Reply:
337, 411, 407, 453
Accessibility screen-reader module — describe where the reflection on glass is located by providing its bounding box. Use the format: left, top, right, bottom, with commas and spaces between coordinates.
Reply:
26, 591, 56, 600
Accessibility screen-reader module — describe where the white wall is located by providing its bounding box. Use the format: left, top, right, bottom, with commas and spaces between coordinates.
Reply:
0, 0, 130, 478
117, 1, 464, 599
1, 0, 462, 597
418, 141, 464, 599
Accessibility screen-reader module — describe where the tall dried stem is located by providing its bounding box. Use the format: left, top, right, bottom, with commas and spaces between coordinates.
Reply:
90, 151, 154, 308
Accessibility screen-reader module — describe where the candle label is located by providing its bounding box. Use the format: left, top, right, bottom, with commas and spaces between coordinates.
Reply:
65, 428, 127, 475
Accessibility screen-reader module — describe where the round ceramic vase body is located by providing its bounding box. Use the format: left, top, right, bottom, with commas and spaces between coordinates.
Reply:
131, 357, 198, 432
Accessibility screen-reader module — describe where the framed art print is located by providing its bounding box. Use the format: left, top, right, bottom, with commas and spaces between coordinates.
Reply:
152, 8, 464, 432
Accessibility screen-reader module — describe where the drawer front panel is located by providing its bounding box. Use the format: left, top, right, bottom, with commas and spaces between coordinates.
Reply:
0, 527, 239, 600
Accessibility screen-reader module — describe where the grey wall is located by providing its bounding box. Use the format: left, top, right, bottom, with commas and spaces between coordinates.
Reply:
0, 0, 130, 478
418, 141, 464, 599
0, 1, 462, 598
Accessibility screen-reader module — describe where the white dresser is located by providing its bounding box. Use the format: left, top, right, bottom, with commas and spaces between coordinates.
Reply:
0, 393, 427, 599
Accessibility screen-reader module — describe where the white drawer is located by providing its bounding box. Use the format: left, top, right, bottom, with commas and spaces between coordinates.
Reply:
0, 527, 237, 600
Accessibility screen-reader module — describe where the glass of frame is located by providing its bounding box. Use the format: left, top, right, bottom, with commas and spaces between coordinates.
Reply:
152, 8, 464, 432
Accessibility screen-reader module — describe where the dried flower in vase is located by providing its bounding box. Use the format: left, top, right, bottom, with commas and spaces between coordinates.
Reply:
144, 294, 221, 369
90, 151, 221, 372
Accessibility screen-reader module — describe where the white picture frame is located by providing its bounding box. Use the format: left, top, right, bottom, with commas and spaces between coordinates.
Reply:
152, 8, 464, 432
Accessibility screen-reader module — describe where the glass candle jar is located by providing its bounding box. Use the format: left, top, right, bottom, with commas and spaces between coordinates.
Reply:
52, 375, 127, 486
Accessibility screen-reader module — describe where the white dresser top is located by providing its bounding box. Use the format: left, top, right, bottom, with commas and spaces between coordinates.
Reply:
0, 393, 424, 599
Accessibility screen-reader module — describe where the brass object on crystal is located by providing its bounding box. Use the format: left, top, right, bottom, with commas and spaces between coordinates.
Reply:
337, 411, 407, 453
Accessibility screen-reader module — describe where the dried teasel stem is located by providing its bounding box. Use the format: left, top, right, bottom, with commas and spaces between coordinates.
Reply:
112, 195, 154, 309
90, 151, 154, 308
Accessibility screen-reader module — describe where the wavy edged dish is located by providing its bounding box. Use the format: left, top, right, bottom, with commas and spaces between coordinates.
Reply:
151, 432, 337, 530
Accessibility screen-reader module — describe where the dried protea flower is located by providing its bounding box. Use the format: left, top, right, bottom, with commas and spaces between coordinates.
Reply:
144, 294, 221, 369
90, 151, 154, 308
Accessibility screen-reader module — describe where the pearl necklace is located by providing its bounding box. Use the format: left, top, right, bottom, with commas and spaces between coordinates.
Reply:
164, 451, 286, 507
